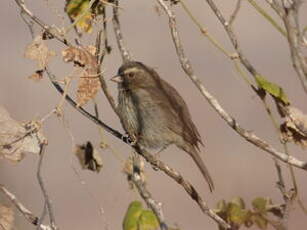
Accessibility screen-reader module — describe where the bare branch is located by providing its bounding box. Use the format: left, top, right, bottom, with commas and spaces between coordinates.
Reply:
130, 155, 168, 230
95, 30, 119, 116
112, 0, 132, 62
0, 185, 52, 230
280, 0, 307, 92
36, 142, 58, 230
156, 0, 307, 170
14, 0, 71, 46
229, 0, 242, 26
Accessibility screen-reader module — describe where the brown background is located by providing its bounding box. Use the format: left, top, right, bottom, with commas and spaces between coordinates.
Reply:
0, 0, 307, 229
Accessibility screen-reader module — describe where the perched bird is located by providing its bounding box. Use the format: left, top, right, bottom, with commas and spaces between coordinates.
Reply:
112, 61, 214, 191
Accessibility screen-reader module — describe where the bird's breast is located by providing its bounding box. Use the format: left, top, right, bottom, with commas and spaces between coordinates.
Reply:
118, 89, 172, 149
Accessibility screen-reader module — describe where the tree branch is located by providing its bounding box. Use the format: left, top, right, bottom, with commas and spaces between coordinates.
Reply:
0, 185, 52, 230
112, 0, 132, 63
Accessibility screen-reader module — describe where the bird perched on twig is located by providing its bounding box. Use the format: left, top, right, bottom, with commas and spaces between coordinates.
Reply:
111, 61, 214, 192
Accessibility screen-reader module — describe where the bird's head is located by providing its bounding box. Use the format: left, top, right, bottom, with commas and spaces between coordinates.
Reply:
111, 61, 158, 90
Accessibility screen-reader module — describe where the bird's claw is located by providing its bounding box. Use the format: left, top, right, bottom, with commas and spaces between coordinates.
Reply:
122, 134, 137, 146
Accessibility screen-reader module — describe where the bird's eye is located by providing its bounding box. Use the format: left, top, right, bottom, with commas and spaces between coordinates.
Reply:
128, 72, 134, 78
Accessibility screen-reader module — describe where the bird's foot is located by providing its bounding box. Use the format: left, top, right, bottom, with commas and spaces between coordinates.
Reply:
122, 133, 138, 146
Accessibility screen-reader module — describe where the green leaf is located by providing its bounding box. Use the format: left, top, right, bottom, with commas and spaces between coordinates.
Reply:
230, 197, 245, 209
215, 199, 227, 214
123, 201, 143, 230
138, 210, 159, 230
252, 214, 268, 230
255, 74, 289, 104
227, 203, 248, 226
252, 197, 270, 214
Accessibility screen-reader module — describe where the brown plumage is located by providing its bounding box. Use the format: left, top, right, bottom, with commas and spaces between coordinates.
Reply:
112, 61, 214, 191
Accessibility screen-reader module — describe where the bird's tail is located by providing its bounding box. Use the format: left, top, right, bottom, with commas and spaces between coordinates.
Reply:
184, 146, 214, 192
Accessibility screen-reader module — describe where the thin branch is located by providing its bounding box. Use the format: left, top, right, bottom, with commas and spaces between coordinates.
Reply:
0, 185, 52, 230
229, 0, 242, 26
95, 30, 119, 116
247, 0, 287, 36
280, 0, 307, 92
130, 155, 168, 230
156, 0, 307, 170
179, 0, 230, 57
37, 142, 57, 230
14, 0, 71, 46
112, 0, 132, 63
37, 203, 48, 230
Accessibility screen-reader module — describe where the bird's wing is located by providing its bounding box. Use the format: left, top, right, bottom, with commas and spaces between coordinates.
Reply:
145, 77, 203, 149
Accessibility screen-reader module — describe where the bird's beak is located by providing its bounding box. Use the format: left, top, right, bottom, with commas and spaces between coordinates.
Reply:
110, 75, 123, 83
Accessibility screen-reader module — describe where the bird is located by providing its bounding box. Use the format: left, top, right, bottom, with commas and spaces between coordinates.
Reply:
111, 61, 214, 191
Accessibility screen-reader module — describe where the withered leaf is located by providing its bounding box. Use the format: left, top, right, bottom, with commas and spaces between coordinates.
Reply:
28, 70, 44, 82
24, 35, 55, 69
75, 141, 103, 172
0, 106, 44, 162
280, 106, 307, 149
62, 46, 100, 107
0, 204, 14, 230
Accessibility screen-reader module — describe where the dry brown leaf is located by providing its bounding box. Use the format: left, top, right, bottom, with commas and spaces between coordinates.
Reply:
62, 46, 100, 107
0, 106, 45, 162
24, 35, 55, 69
280, 106, 307, 149
28, 70, 44, 82
75, 141, 103, 172
0, 204, 14, 230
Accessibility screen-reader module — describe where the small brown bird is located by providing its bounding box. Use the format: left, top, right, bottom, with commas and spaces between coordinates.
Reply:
112, 61, 214, 191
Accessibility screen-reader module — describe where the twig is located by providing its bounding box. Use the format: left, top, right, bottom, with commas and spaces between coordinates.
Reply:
14, 0, 71, 46
101, 6, 112, 54
112, 0, 132, 63
156, 0, 307, 170
247, 0, 287, 36
179, 0, 230, 57
95, 30, 118, 115
37, 202, 48, 230
229, 0, 242, 26
37, 142, 58, 230
131, 155, 168, 230
280, 0, 307, 92
0, 185, 52, 230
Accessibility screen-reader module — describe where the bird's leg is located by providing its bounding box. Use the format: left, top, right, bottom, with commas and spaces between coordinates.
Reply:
151, 146, 167, 171
155, 146, 167, 158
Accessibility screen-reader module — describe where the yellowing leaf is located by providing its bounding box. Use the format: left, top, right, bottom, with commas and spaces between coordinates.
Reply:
255, 74, 289, 105
65, 0, 94, 33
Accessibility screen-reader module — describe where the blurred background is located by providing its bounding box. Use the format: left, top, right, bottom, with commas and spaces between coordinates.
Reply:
0, 0, 307, 229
